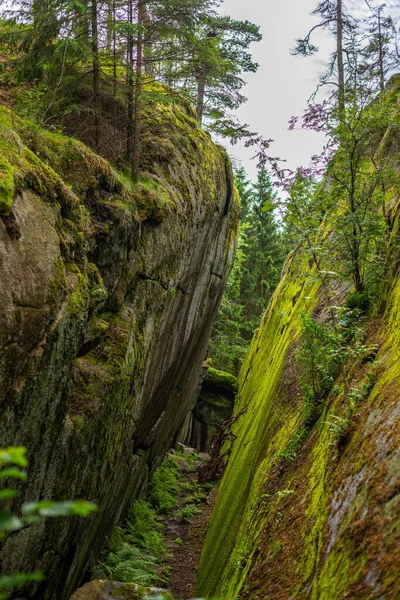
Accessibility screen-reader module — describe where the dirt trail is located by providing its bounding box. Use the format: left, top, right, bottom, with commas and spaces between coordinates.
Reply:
162, 470, 218, 600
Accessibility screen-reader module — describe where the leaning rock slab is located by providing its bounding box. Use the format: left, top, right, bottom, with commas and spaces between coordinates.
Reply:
0, 96, 238, 600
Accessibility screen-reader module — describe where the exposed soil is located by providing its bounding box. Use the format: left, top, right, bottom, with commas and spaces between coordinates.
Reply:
161, 470, 218, 600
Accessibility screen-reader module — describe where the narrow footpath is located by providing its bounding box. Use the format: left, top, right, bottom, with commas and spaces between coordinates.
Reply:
161, 453, 218, 599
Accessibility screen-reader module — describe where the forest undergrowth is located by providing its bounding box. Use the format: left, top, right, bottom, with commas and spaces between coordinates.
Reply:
98, 448, 217, 599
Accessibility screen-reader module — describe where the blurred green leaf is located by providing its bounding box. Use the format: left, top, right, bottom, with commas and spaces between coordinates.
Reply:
0, 572, 44, 588
0, 511, 23, 532
22, 500, 97, 517
0, 490, 17, 501
0, 468, 28, 481
0, 448, 28, 468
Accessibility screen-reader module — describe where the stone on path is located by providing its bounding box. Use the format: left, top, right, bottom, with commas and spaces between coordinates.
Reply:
69, 581, 174, 600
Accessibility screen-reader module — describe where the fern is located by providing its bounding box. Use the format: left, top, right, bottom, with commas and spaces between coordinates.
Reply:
147, 460, 180, 514
101, 542, 158, 586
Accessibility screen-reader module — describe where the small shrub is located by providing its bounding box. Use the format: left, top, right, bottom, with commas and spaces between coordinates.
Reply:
125, 500, 166, 557
176, 504, 201, 519
296, 312, 345, 426
101, 542, 158, 586
344, 290, 371, 314
185, 491, 206, 504
174, 537, 183, 545
276, 426, 308, 463
327, 415, 350, 444
347, 387, 363, 412
162, 565, 171, 580
101, 498, 167, 586
276, 489, 294, 500
270, 540, 282, 559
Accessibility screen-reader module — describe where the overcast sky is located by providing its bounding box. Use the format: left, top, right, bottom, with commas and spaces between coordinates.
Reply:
217, 0, 399, 181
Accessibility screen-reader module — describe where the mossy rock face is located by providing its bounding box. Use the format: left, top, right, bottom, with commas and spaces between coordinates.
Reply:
0, 95, 239, 600
198, 107, 400, 598
202, 367, 238, 397
0, 156, 14, 216
195, 392, 233, 427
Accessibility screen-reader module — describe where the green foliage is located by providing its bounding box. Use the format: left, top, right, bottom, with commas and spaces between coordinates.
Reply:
344, 290, 371, 314
275, 426, 309, 463
185, 491, 207, 504
208, 220, 252, 373
0, 157, 14, 216
0, 447, 96, 600
327, 414, 350, 445
100, 496, 169, 586
125, 501, 167, 557
147, 459, 180, 514
296, 312, 345, 426
0, 573, 44, 600
284, 171, 325, 254
209, 166, 289, 373
276, 489, 294, 500
0, 0, 262, 156
328, 359, 379, 454
101, 540, 159, 586
101, 454, 184, 586
275, 304, 377, 464
174, 537, 183, 545
270, 540, 282, 559
176, 503, 201, 519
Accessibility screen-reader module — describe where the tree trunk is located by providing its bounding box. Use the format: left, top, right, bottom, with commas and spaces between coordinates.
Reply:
200, 422, 208, 453
143, 6, 155, 78
352, 229, 363, 291
106, 1, 113, 52
189, 415, 198, 450
337, 0, 345, 118
113, 0, 117, 98
132, 0, 144, 180
91, 0, 101, 151
349, 182, 363, 291
126, 0, 134, 159
196, 69, 206, 124
377, 7, 385, 93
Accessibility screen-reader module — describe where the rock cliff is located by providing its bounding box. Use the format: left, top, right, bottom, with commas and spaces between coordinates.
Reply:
0, 98, 239, 600
198, 118, 400, 599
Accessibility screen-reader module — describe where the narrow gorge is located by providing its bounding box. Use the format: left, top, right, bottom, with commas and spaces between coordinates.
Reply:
2, 1, 400, 599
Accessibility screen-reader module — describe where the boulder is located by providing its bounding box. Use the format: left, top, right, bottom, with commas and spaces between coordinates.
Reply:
69, 581, 174, 600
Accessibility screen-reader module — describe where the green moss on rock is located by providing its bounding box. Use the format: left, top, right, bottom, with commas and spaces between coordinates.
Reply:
0, 83, 239, 600
0, 156, 14, 216
198, 121, 400, 600
202, 367, 238, 396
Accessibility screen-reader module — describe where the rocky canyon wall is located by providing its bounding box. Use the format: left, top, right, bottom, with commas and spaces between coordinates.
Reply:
0, 100, 239, 600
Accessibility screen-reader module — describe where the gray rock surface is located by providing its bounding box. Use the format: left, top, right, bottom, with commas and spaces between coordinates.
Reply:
0, 101, 238, 600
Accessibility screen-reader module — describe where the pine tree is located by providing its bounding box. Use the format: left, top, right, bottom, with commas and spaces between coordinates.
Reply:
361, 2, 399, 93
241, 167, 286, 328
209, 167, 289, 373
292, 1, 357, 116
0, 0, 262, 174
